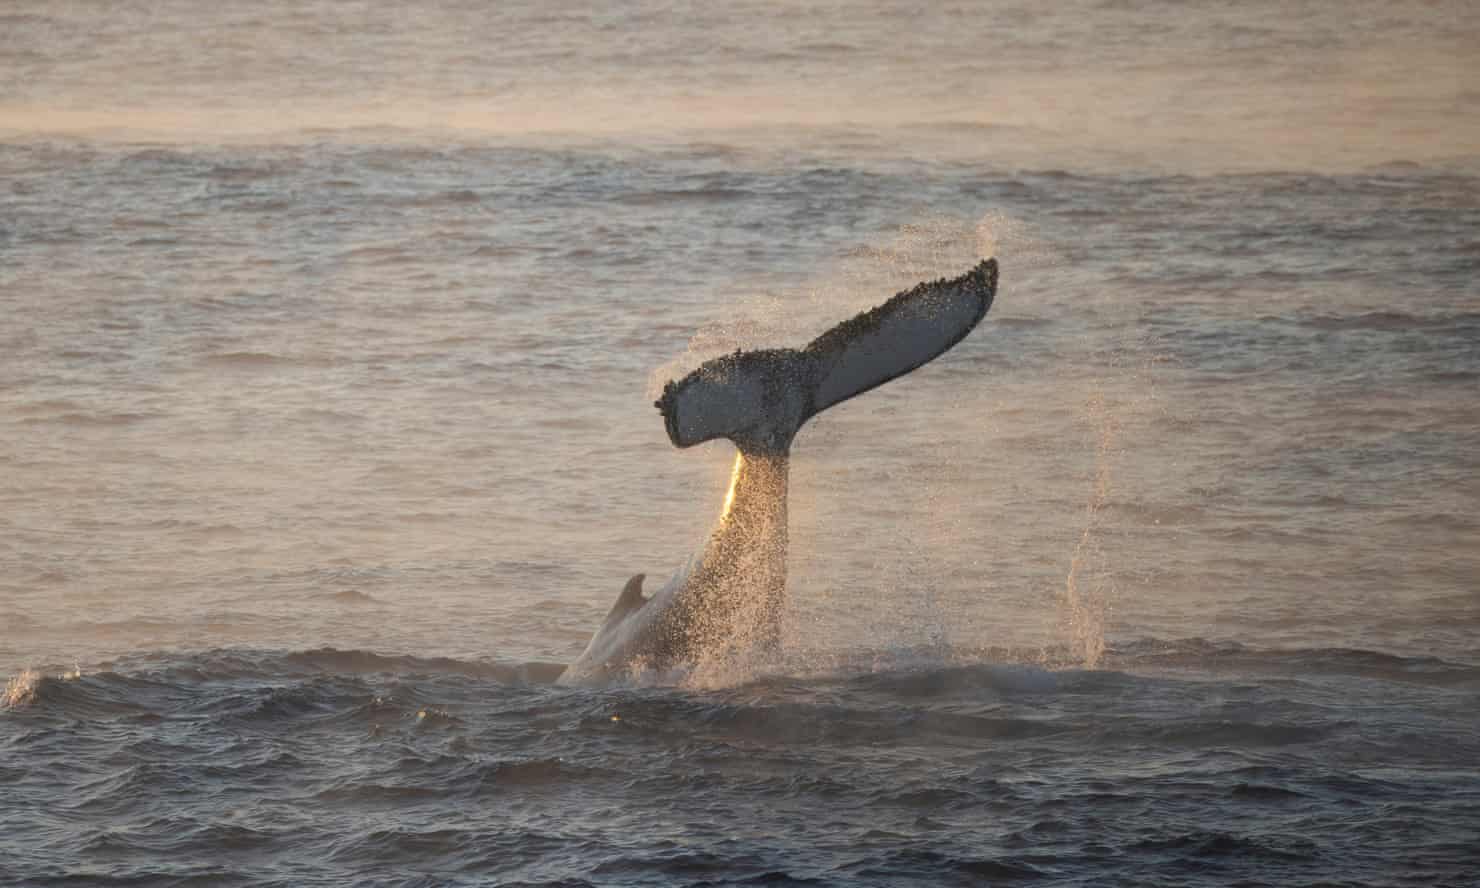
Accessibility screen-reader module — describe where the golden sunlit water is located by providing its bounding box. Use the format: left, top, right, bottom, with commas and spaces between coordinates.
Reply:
2, 1, 1478, 885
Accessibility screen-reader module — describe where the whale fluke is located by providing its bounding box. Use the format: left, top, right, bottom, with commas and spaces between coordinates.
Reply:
655, 259, 997, 454
805, 258, 997, 414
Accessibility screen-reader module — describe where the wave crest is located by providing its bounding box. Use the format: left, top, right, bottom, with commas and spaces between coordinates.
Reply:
2, 668, 40, 709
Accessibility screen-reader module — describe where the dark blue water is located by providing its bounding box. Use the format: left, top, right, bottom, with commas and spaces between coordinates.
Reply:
6, 1, 1480, 884
5, 138, 1480, 886
5, 642, 1479, 886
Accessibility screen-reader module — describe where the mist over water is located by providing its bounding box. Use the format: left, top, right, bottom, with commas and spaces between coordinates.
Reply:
3, 1, 1479, 885
4, 0, 1479, 173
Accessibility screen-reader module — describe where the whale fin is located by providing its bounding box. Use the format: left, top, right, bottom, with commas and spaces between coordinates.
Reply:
655, 259, 997, 451
601, 573, 647, 626
804, 258, 997, 416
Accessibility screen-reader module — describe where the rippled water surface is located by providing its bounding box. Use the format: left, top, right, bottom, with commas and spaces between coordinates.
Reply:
6, 643, 1479, 886
3, 1, 1479, 885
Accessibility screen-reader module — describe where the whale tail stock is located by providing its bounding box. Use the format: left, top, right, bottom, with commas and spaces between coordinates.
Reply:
560, 260, 998, 684
655, 258, 997, 455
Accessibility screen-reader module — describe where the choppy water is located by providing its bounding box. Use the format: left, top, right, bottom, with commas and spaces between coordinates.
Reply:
6, 643, 1480, 886
4, 1, 1480, 885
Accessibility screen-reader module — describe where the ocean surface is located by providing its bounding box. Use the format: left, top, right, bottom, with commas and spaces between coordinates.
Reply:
3, 1, 1479, 885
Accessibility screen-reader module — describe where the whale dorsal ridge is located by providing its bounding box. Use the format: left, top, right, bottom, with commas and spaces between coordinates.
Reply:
619, 573, 646, 608
601, 573, 648, 625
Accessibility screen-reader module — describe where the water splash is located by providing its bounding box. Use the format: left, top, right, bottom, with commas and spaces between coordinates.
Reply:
1050, 323, 1165, 670
1058, 391, 1119, 669
3, 669, 41, 709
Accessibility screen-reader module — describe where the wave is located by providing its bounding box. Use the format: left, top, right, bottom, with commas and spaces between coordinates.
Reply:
199, 350, 296, 367
1129, 831, 1318, 862
1425, 369, 1480, 383
6, 639, 1475, 730
848, 662, 1065, 697
847, 849, 1044, 883
1230, 782, 1306, 801
587, 693, 1077, 748
1294, 310, 1480, 332
1382, 511, 1478, 533
614, 187, 755, 206
0, 648, 564, 721
275, 647, 567, 683
4, 637, 1474, 886
326, 588, 379, 603
93, 646, 567, 683
18, 410, 163, 426
1122, 718, 1347, 749
1106, 637, 1480, 687
2, 668, 40, 709
337, 244, 414, 264
401, 188, 480, 206
3, 669, 163, 717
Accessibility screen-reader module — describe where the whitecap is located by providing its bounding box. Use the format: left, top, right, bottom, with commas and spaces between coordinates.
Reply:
2, 668, 41, 709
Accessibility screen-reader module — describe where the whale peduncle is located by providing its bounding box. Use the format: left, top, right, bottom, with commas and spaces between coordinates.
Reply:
559, 259, 998, 685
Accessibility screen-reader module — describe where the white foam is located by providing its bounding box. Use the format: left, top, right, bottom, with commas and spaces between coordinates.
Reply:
2, 669, 41, 710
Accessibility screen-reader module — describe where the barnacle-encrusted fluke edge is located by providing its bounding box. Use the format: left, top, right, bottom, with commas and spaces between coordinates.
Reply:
805, 258, 997, 362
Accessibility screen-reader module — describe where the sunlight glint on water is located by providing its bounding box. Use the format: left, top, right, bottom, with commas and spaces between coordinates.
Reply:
2, 1, 1479, 885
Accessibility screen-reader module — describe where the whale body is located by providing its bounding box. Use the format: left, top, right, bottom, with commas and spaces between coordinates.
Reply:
558, 259, 998, 685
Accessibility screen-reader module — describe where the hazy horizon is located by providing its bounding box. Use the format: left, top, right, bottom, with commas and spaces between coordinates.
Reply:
3, 2, 1478, 885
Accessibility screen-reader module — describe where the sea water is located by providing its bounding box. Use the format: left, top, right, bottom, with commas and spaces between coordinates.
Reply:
2, 1, 1478, 884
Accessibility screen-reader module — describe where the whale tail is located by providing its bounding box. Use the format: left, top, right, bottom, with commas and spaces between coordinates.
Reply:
655, 259, 997, 454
